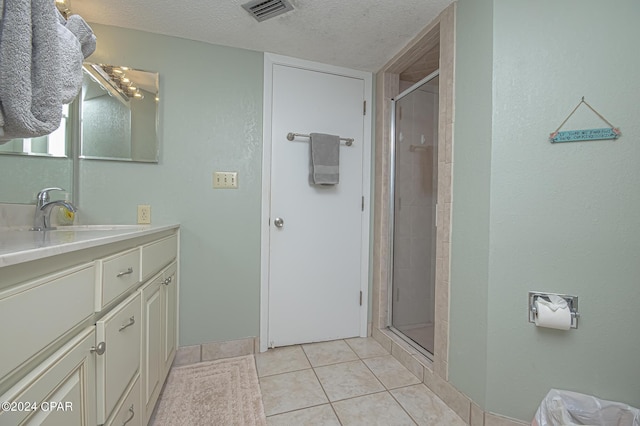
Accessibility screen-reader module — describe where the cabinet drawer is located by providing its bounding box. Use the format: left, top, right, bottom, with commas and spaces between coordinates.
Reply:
97, 248, 141, 310
105, 375, 141, 426
96, 292, 141, 424
141, 235, 177, 280
0, 263, 95, 381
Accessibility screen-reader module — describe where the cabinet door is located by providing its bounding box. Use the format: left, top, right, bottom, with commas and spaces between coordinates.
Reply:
95, 292, 141, 424
162, 262, 178, 376
140, 274, 163, 426
104, 374, 141, 426
0, 327, 96, 426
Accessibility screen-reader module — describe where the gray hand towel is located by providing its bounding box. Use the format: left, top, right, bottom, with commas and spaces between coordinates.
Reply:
65, 14, 97, 59
57, 10, 95, 104
309, 133, 340, 185
57, 21, 84, 104
0, 0, 63, 140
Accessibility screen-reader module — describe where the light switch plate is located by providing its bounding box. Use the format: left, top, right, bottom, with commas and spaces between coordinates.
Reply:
213, 172, 238, 189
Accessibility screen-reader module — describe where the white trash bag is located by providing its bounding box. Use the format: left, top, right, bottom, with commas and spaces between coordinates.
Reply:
532, 389, 640, 426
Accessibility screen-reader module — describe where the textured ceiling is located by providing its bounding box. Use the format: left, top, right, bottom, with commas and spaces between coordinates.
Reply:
71, 0, 454, 72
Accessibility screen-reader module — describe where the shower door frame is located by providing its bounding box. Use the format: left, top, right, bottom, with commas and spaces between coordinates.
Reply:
387, 69, 440, 359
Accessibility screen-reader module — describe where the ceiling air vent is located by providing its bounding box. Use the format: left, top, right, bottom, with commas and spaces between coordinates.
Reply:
242, 0, 294, 22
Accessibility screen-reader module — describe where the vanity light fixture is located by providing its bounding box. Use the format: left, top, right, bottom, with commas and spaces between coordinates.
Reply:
97, 65, 146, 101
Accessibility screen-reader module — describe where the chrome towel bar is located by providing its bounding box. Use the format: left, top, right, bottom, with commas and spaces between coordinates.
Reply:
287, 132, 354, 146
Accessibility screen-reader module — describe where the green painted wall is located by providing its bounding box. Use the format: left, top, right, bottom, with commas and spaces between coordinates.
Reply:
0, 155, 72, 204
452, 0, 640, 421
80, 24, 264, 346
449, 0, 493, 409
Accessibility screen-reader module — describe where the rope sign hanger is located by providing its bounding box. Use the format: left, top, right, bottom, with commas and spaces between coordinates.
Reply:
549, 97, 621, 143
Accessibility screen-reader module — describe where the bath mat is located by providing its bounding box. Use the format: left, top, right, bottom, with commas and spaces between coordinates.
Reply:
152, 355, 267, 426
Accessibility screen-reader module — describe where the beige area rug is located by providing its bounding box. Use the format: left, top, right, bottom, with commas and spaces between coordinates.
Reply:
153, 355, 267, 426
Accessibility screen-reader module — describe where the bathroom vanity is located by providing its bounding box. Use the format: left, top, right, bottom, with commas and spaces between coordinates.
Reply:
0, 224, 179, 425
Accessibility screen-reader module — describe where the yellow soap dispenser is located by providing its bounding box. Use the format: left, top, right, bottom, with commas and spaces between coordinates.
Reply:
56, 193, 76, 226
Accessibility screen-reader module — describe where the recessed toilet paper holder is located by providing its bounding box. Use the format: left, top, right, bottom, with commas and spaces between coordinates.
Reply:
528, 291, 580, 329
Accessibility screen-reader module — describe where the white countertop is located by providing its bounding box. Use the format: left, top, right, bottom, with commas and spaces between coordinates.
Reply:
0, 224, 179, 268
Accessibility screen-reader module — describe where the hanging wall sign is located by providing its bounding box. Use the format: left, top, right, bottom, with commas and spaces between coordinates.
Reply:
549, 97, 621, 143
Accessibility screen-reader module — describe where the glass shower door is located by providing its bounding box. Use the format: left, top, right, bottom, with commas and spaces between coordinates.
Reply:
390, 73, 439, 356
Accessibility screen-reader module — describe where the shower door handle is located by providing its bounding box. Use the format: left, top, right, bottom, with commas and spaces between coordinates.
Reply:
274, 218, 284, 228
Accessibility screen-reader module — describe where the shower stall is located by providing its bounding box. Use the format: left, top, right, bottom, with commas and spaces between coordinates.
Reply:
389, 71, 439, 357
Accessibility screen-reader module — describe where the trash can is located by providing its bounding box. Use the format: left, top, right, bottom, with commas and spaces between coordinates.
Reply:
532, 389, 640, 426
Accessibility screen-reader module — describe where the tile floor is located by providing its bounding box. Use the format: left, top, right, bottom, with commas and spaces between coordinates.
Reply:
255, 338, 466, 425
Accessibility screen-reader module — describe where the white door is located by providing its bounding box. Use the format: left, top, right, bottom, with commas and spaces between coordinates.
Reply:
264, 56, 371, 348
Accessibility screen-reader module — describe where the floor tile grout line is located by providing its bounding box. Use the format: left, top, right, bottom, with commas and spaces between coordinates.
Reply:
302, 339, 359, 368
302, 341, 344, 425
331, 389, 418, 425
329, 388, 389, 404
255, 344, 313, 378
360, 353, 414, 393
257, 365, 311, 379
263, 402, 338, 420
387, 387, 420, 426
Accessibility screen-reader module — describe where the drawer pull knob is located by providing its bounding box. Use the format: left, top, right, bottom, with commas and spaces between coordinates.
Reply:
117, 267, 134, 278
119, 316, 136, 332
90, 341, 106, 355
163, 276, 172, 285
122, 405, 135, 425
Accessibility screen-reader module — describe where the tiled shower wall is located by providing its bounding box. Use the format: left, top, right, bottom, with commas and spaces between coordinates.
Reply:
373, 4, 454, 382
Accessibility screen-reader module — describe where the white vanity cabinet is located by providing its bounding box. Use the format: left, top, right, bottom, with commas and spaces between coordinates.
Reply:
140, 261, 178, 425
0, 225, 179, 426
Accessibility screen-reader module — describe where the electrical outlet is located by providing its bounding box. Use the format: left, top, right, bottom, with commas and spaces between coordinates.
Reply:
213, 171, 238, 189
137, 205, 151, 224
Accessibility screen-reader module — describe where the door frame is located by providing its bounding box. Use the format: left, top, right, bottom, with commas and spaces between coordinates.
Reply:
260, 53, 373, 352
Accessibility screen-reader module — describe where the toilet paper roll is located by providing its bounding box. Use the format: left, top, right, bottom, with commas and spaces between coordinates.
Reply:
534, 300, 572, 330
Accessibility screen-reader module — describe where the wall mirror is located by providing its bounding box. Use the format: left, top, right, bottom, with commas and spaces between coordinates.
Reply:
0, 63, 160, 205
0, 103, 75, 204
0, 104, 71, 158
80, 63, 160, 162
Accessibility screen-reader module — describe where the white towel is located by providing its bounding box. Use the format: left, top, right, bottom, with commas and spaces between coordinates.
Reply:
0, 0, 63, 141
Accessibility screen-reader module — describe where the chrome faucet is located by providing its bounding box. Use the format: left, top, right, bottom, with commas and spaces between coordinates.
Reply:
32, 187, 77, 231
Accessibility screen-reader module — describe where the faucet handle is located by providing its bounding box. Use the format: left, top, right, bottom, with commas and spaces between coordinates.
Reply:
37, 187, 65, 204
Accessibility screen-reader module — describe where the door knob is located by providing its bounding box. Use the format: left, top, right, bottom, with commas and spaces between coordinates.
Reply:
274, 218, 284, 228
